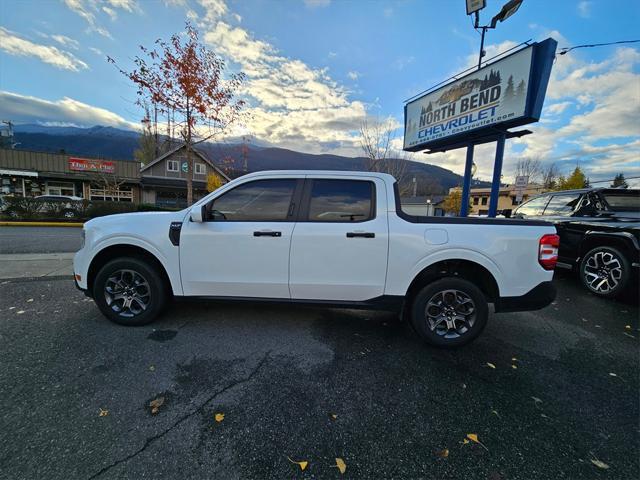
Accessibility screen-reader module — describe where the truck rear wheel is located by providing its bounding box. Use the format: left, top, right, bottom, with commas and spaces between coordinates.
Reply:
410, 277, 488, 347
93, 257, 167, 326
579, 246, 630, 298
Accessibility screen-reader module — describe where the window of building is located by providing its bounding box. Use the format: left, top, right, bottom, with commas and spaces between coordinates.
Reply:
90, 184, 133, 202
46, 181, 75, 196
481, 197, 488, 205
209, 179, 296, 221
473, 197, 479, 205
194, 163, 206, 175
167, 160, 179, 172
543, 193, 581, 216
511, 196, 519, 206
307, 179, 374, 222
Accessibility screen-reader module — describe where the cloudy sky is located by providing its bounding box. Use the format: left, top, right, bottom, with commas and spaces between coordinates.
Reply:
1, 0, 639, 184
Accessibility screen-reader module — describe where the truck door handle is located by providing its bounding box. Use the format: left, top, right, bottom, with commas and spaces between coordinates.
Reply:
253, 231, 282, 237
346, 232, 375, 238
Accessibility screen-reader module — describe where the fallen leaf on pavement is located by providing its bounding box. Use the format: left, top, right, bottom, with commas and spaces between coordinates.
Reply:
511, 357, 518, 362
16, 310, 25, 315
590, 458, 609, 470
461, 438, 470, 445
609, 372, 617, 377
511, 365, 518, 369
595, 325, 602, 328
329, 413, 338, 420
623, 332, 636, 339
466, 433, 489, 451
335, 457, 347, 473
99, 408, 109, 417
149, 396, 165, 415
486, 362, 496, 369
215, 413, 224, 422
27, 298, 33, 303
491, 410, 500, 418
532, 396, 543, 404
287, 457, 308, 471
625, 325, 631, 330
437, 449, 449, 458
149, 365, 155, 371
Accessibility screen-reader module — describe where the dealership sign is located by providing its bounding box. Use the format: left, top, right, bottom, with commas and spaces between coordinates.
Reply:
403, 39, 557, 152
68, 157, 115, 174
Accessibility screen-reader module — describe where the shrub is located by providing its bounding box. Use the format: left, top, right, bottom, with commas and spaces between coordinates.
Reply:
86, 201, 138, 218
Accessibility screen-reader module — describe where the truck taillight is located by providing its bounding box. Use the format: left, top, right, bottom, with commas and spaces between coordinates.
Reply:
539, 234, 560, 270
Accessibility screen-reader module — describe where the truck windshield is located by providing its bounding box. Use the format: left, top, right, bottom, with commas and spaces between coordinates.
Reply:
602, 193, 640, 211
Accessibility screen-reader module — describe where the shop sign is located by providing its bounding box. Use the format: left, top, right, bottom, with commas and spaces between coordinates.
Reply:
69, 157, 115, 174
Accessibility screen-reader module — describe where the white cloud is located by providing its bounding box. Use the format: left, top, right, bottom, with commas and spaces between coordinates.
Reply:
304, 0, 331, 8
347, 71, 360, 81
63, 0, 111, 38
50, 34, 80, 50
577, 1, 592, 18
102, 6, 118, 20
194, 0, 368, 153
393, 55, 415, 71
0, 28, 88, 71
62, 0, 140, 37
89, 46, 104, 56
0, 90, 140, 131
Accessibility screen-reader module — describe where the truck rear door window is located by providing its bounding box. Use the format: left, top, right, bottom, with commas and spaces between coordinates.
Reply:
307, 179, 374, 222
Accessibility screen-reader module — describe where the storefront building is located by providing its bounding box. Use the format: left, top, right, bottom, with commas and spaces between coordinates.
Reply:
449, 184, 546, 216
0, 149, 140, 202
140, 144, 230, 209
0, 146, 230, 208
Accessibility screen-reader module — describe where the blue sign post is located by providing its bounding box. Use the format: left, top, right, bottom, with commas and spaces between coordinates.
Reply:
403, 38, 557, 217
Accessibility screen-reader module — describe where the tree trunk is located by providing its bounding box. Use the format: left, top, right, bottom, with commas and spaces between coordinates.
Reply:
186, 102, 193, 206
186, 142, 193, 206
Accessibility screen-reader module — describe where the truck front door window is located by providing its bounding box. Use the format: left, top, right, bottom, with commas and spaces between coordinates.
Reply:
515, 195, 549, 217
209, 179, 296, 221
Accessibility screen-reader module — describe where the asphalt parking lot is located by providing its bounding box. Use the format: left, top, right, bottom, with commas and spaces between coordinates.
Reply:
0, 271, 638, 480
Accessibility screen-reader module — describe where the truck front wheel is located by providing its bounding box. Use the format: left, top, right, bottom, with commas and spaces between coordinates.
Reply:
93, 257, 167, 326
410, 277, 488, 347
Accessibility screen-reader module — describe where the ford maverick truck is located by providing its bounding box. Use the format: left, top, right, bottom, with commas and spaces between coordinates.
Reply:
74, 171, 558, 347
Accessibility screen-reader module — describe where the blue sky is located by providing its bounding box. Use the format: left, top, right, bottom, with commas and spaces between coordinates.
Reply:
1, 0, 639, 184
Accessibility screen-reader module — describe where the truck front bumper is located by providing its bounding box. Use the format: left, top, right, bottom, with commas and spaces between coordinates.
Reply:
494, 281, 556, 313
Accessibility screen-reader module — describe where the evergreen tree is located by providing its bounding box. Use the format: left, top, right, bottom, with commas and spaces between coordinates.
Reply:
134, 119, 158, 165
516, 79, 526, 98
557, 166, 589, 190
505, 75, 515, 101
611, 173, 628, 188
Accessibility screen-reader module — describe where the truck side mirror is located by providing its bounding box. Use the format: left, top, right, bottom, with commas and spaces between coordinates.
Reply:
190, 205, 207, 223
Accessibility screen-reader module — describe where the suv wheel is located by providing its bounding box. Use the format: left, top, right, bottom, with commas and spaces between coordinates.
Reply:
410, 277, 488, 347
579, 246, 630, 298
63, 209, 77, 219
93, 257, 167, 326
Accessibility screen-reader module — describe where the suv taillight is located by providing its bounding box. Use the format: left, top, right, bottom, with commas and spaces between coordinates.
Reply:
539, 234, 560, 270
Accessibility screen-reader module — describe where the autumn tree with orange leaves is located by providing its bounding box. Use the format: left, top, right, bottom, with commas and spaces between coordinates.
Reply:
109, 23, 246, 205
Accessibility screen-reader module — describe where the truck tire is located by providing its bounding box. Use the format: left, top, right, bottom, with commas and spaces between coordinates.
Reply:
410, 277, 488, 347
93, 257, 167, 326
579, 246, 630, 298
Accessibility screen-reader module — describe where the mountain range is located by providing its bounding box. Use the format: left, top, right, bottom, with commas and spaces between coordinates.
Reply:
10, 124, 488, 193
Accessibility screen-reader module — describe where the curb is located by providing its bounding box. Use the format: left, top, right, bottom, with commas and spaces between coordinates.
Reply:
0, 221, 84, 227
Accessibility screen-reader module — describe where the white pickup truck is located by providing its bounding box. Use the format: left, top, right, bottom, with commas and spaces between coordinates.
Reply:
74, 171, 558, 347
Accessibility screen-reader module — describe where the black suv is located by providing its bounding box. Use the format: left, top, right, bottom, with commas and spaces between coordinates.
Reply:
512, 188, 639, 298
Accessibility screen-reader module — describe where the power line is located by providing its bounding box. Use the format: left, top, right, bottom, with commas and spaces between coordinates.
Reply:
558, 39, 640, 55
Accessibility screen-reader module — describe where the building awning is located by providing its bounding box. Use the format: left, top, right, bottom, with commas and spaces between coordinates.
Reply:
140, 176, 207, 189
0, 168, 38, 177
